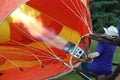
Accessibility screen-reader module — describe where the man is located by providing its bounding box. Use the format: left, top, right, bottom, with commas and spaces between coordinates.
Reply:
81, 25, 118, 76
117, 20, 120, 37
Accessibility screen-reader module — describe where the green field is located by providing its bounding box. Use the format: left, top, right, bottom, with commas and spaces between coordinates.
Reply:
52, 40, 120, 80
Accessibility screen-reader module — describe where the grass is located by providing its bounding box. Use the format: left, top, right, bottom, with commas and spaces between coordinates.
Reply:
52, 40, 120, 80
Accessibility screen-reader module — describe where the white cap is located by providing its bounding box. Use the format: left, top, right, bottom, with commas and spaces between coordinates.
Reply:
103, 25, 118, 38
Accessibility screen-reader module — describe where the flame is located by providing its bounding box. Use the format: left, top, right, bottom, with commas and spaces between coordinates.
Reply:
10, 5, 43, 37
10, 4, 67, 49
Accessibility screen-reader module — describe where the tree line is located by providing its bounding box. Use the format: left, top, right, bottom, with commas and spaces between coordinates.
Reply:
89, 0, 120, 33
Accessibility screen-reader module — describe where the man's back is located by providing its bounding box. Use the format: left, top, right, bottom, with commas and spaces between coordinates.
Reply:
89, 40, 116, 75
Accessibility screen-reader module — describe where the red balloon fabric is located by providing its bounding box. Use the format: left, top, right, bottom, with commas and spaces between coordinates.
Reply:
0, 0, 92, 80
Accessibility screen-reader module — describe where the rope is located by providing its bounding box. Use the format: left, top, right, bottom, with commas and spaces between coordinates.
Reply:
69, 33, 90, 68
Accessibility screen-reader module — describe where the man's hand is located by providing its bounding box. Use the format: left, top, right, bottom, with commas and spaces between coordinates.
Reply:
88, 52, 100, 58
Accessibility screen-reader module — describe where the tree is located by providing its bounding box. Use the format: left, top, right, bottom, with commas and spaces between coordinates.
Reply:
89, 0, 120, 33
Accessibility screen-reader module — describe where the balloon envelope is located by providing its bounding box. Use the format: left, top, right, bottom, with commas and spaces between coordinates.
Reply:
0, 0, 92, 80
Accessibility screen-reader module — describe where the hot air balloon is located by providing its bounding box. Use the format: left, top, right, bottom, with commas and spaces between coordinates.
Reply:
0, 0, 92, 80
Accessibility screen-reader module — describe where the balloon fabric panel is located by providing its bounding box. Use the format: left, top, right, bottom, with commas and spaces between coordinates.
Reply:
0, 0, 92, 80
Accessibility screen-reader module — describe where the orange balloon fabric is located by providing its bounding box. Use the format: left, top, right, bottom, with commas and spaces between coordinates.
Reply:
0, 0, 92, 80
0, 0, 28, 22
